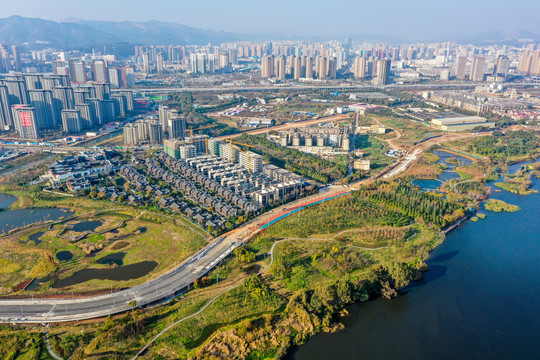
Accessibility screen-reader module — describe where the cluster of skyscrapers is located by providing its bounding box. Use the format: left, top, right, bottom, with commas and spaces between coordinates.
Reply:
52, 60, 135, 88
0, 73, 134, 139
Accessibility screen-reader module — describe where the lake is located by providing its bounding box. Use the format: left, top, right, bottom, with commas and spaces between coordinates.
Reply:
289, 178, 540, 360
0, 193, 75, 234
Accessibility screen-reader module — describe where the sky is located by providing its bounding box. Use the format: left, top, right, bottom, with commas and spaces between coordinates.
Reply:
2, 0, 539, 41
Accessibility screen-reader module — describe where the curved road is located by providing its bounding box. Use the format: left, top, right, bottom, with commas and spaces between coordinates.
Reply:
0, 187, 350, 324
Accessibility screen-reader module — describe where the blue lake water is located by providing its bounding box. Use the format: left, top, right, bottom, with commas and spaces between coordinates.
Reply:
289, 177, 540, 360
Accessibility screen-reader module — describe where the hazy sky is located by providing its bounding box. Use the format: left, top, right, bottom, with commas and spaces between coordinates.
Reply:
3, 0, 539, 40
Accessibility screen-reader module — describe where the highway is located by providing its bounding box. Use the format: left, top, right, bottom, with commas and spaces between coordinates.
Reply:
0, 235, 240, 323
122, 82, 539, 94
0, 185, 350, 323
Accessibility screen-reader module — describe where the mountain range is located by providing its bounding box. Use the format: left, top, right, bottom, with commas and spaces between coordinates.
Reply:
0, 15, 538, 50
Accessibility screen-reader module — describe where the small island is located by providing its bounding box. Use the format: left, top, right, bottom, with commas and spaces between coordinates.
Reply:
484, 199, 521, 213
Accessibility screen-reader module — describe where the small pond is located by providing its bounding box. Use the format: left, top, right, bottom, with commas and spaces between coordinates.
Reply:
52, 260, 158, 288
56, 251, 74, 261
96, 252, 126, 266
71, 220, 103, 232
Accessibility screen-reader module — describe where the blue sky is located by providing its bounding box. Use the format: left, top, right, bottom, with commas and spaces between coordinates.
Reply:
3, 0, 539, 40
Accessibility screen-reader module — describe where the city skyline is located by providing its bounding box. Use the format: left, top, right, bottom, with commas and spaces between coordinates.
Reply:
1, 0, 539, 42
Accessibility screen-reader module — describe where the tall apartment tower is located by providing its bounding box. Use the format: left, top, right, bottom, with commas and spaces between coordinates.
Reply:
0, 85, 13, 130
353, 57, 366, 79
61, 109, 83, 134
529, 51, 540, 76
158, 105, 169, 132
517, 50, 532, 74
293, 56, 302, 79
123, 123, 139, 145
142, 53, 150, 74
456, 55, 467, 80
75, 104, 93, 129
277, 56, 286, 80
11, 45, 21, 72
4, 78, 29, 105
470, 57, 486, 82
168, 116, 186, 139
373, 59, 391, 85
495, 55, 510, 75
305, 57, 314, 79
92, 60, 108, 82
70, 61, 87, 83
13, 106, 40, 139
261, 55, 274, 78
156, 53, 164, 74
29, 90, 56, 129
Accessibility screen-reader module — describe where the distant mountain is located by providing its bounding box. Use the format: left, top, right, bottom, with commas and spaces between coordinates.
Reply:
0, 16, 244, 49
0, 16, 118, 48
455, 29, 540, 45
0, 15, 537, 50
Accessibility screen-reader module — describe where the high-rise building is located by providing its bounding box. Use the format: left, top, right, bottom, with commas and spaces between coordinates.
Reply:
327, 57, 337, 79
168, 116, 186, 139
305, 57, 314, 79
123, 123, 139, 145
142, 53, 150, 74
111, 94, 126, 118
277, 56, 286, 80
373, 59, 391, 85
73, 89, 88, 105
61, 109, 83, 133
75, 104, 93, 129
121, 67, 135, 87
70, 61, 87, 83
0, 85, 13, 130
11, 45, 21, 72
29, 90, 56, 129
41, 76, 63, 90
220, 142, 239, 163
158, 105, 169, 132
93, 83, 110, 100
530, 51, 540, 76
156, 53, 164, 74
4, 78, 29, 105
13, 106, 40, 139
239, 151, 263, 173
261, 55, 274, 78
179, 144, 196, 159
208, 138, 221, 155
456, 55, 467, 80
23, 74, 42, 90
92, 60, 108, 82
118, 91, 134, 112
147, 122, 163, 144
293, 56, 302, 80
353, 57, 366, 79
495, 55, 510, 75
517, 50, 532, 74
108, 68, 121, 88
52, 86, 74, 115
186, 134, 208, 155
470, 57, 486, 82
86, 98, 103, 125
100, 100, 116, 122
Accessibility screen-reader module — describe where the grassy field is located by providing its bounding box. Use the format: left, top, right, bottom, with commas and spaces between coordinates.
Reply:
0, 187, 208, 295
0, 183, 452, 360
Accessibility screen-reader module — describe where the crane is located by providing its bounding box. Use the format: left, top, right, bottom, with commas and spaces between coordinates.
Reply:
185, 124, 218, 138
189, 137, 209, 156
225, 139, 257, 173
